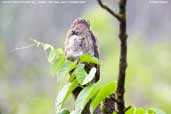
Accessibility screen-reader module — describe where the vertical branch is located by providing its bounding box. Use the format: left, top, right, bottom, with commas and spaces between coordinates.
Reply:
116, 0, 127, 113
97, 0, 128, 114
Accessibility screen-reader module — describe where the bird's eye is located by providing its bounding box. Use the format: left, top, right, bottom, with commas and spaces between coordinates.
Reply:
82, 37, 85, 40
72, 30, 79, 35
72, 30, 75, 34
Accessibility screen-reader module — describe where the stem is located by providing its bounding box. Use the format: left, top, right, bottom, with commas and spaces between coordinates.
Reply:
116, 0, 127, 113
97, 0, 121, 21
97, 0, 128, 114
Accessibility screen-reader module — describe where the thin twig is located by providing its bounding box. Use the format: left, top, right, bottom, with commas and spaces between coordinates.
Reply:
123, 105, 131, 112
9, 43, 36, 53
97, 0, 121, 21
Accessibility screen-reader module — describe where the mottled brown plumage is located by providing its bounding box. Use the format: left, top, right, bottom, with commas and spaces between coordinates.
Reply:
64, 18, 100, 85
64, 18, 100, 113
65, 18, 98, 60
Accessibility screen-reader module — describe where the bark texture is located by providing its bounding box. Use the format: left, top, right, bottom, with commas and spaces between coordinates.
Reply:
97, 0, 128, 114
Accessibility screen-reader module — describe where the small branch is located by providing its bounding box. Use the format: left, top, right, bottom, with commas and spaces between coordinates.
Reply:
97, 0, 121, 21
123, 105, 131, 112
9, 43, 36, 53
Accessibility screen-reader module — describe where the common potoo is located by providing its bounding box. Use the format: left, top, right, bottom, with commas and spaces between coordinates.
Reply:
64, 18, 100, 98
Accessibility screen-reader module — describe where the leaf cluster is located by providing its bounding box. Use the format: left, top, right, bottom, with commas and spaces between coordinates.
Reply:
33, 39, 166, 114
124, 106, 166, 114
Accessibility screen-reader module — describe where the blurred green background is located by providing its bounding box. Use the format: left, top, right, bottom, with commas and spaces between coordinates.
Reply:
0, 1, 171, 114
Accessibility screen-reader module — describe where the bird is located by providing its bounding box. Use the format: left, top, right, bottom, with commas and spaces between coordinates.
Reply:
64, 18, 100, 113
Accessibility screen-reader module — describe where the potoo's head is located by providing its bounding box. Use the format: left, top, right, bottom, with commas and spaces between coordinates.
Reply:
70, 18, 90, 34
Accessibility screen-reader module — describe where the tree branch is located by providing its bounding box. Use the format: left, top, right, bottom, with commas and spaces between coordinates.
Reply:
116, 0, 128, 113
102, 94, 115, 114
97, 0, 121, 21
97, 0, 128, 114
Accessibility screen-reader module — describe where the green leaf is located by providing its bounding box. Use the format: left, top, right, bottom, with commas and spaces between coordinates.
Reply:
80, 54, 99, 64
90, 82, 117, 113
75, 64, 97, 85
68, 74, 76, 82
50, 62, 57, 76
50, 56, 65, 76
59, 60, 73, 77
75, 83, 99, 114
70, 110, 80, 114
136, 107, 145, 114
68, 60, 78, 73
82, 67, 97, 85
75, 64, 87, 84
147, 108, 166, 114
55, 80, 79, 113
61, 60, 77, 80
112, 111, 117, 114
50, 57, 76, 77
56, 57, 66, 73
59, 108, 70, 114
48, 49, 63, 63
125, 106, 136, 114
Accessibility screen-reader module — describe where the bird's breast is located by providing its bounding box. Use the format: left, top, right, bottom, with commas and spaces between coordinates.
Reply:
65, 34, 94, 59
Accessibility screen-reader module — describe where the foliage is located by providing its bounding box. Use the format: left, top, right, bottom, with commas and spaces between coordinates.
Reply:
124, 106, 166, 114
33, 39, 118, 114
33, 39, 167, 114
90, 82, 117, 113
